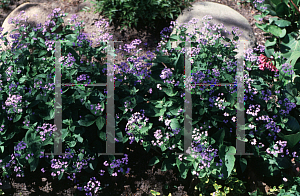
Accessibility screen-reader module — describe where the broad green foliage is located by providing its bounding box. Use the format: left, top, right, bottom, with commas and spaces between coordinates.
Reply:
80, 0, 195, 32
251, 0, 300, 75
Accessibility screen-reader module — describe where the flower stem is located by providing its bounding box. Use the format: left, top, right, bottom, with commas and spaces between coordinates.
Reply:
289, 0, 300, 15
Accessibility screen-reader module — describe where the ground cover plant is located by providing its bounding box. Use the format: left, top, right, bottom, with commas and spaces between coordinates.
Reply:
0, 5, 300, 195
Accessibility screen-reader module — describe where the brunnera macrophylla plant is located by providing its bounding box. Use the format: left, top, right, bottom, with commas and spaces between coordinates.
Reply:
0, 7, 299, 195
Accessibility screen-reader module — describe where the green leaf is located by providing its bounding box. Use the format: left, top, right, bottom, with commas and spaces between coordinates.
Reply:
68, 141, 76, 147
265, 37, 277, 47
285, 116, 300, 133
275, 2, 290, 18
286, 51, 300, 67
270, 0, 282, 6
211, 129, 225, 148
169, 34, 180, 41
0, 146, 4, 153
280, 32, 300, 59
73, 134, 83, 143
44, 108, 55, 120
41, 139, 53, 146
78, 114, 96, 127
220, 146, 236, 179
13, 114, 22, 123
164, 88, 178, 97
239, 157, 247, 173
267, 25, 286, 38
89, 158, 97, 171
149, 156, 161, 166
274, 19, 291, 27
165, 39, 172, 51
61, 129, 68, 141
96, 116, 105, 131
174, 53, 184, 75
265, 46, 275, 58
223, 73, 234, 83
19, 75, 27, 84
12, 49, 22, 59
278, 132, 300, 148
143, 140, 151, 152
58, 172, 64, 180
253, 14, 264, 21
29, 158, 39, 172
177, 162, 189, 179
99, 131, 107, 141
269, 17, 279, 24
38, 50, 48, 58
170, 119, 181, 132
285, 82, 298, 97
275, 157, 292, 169
255, 23, 269, 32
263, 4, 278, 16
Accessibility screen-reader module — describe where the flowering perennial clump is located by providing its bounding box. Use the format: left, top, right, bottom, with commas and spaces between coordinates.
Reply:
0, 6, 299, 195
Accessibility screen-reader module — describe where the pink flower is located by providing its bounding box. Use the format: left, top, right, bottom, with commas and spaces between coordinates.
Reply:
258, 54, 278, 72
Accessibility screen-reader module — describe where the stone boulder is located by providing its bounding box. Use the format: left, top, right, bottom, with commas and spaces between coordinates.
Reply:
0, 2, 115, 68
0, 2, 114, 52
168, 1, 256, 60
0, 3, 64, 53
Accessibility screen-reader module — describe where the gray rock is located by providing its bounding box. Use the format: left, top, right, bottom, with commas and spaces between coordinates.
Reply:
0, 3, 63, 53
168, 1, 256, 60
0, 2, 111, 53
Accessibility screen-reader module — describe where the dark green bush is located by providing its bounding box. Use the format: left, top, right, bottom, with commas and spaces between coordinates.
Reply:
80, 0, 195, 32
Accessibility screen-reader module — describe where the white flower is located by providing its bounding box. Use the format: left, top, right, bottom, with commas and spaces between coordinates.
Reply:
157, 84, 162, 90
231, 116, 236, 122
159, 116, 163, 122
165, 119, 171, 127
248, 124, 255, 129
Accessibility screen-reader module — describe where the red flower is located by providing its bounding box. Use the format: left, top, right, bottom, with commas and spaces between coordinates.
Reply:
258, 54, 278, 72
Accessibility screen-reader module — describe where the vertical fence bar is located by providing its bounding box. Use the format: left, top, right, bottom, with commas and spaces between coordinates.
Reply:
175, 38, 193, 156
98, 40, 123, 156
45, 41, 65, 156
173, 39, 253, 156
228, 40, 253, 155
46, 40, 123, 156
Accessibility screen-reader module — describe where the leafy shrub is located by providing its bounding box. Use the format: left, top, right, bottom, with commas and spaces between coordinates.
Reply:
0, 0, 10, 9
0, 7, 300, 195
80, 0, 195, 32
247, 0, 300, 81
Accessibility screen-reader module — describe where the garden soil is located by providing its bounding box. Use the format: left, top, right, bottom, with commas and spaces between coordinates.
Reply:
0, 0, 298, 195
